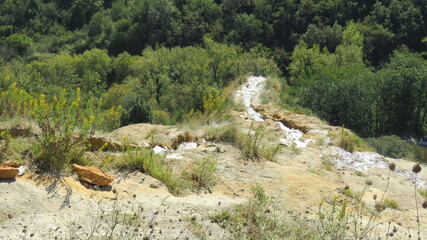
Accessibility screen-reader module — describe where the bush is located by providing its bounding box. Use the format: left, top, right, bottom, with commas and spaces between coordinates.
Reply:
4, 33, 33, 55
151, 110, 171, 125
413, 146, 427, 164
31, 89, 95, 172
366, 135, 414, 159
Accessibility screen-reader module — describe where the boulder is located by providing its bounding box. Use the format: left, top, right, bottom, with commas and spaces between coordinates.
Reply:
71, 164, 114, 186
0, 167, 19, 179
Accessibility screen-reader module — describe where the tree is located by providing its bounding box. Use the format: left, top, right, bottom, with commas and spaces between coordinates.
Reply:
3, 33, 33, 55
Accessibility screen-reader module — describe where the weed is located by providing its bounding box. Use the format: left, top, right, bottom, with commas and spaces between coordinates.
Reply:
184, 157, 217, 191
65, 191, 166, 239
383, 199, 400, 210
354, 170, 364, 177
211, 185, 318, 240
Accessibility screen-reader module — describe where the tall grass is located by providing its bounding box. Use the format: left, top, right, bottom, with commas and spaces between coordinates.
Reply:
115, 149, 185, 195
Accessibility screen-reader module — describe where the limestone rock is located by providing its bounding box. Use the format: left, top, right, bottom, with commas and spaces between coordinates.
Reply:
87, 136, 122, 151
0, 167, 19, 179
72, 164, 114, 186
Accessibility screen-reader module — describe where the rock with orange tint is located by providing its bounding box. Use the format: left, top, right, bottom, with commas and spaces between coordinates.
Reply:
0, 167, 19, 179
1, 161, 21, 168
71, 164, 114, 186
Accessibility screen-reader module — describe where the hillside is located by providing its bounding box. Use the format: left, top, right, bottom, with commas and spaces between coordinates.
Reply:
1, 76, 427, 239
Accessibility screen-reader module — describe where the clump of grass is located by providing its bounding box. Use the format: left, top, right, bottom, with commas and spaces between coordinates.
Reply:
115, 149, 185, 195
183, 157, 217, 191
333, 126, 370, 152
383, 198, 400, 210
211, 185, 318, 239
206, 125, 281, 161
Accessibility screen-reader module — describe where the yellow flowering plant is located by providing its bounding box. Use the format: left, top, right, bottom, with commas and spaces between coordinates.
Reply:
31, 88, 97, 172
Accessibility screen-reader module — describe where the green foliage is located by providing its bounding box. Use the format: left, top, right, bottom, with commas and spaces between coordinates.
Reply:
366, 135, 414, 159
211, 185, 318, 239
202, 91, 225, 115
0, 0, 425, 140
116, 149, 184, 195
3, 33, 33, 55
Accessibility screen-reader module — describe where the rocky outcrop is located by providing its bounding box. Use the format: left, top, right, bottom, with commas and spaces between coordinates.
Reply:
87, 136, 141, 152
71, 164, 114, 186
0, 167, 19, 179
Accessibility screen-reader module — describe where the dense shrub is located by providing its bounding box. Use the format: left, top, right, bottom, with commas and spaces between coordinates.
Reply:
366, 135, 414, 159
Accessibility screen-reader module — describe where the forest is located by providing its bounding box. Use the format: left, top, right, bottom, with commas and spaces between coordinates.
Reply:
0, 0, 426, 137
